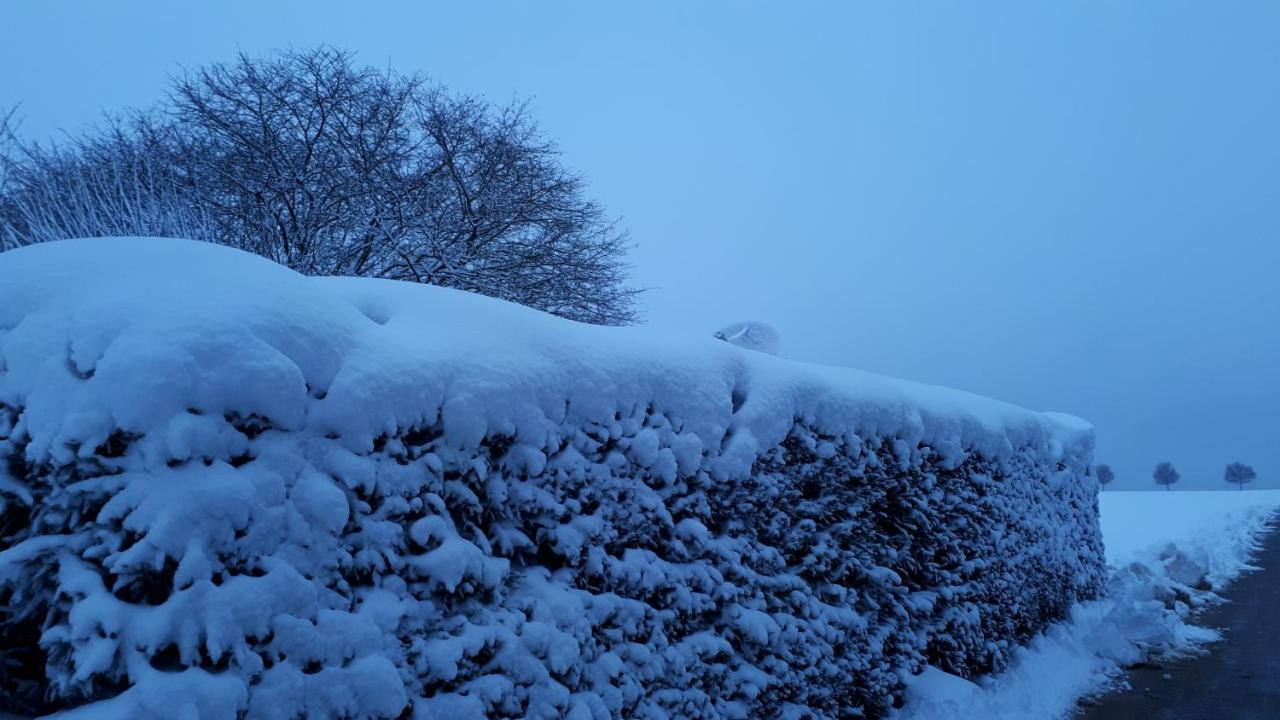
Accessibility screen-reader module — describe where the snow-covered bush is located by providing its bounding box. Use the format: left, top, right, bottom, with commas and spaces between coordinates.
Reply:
0, 239, 1104, 719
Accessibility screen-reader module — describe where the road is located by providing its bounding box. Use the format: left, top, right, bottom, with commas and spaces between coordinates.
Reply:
1080, 527, 1280, 720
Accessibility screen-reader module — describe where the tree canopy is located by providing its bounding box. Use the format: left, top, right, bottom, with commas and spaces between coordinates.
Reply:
0, 48, 637, 324
1224, 462, 1257, 490
1153, 462, 1180, 491
1095, 464, 1114, 487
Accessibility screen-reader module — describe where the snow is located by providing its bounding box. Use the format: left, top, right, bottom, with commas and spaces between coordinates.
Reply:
900, 489, 1280, 720
0, 238, 1079, 468
1097, 491, 1279, 581
0, 238, 1104, 718
712, 321, 781, 355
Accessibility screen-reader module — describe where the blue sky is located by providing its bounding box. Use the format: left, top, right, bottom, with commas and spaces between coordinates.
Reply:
3, 1, 1278, 490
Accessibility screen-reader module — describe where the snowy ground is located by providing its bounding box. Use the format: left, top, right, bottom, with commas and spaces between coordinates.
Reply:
900, 489, 1280, 720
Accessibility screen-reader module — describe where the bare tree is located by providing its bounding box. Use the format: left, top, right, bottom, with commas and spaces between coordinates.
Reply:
0, 105, 19, 206
1095, 464, 1114, 488
0, 117, 215, 251
0, 48, 637, 324
0, 105, 13, 140
1224, 462, 1256, 491
1152, 462, 1179, 491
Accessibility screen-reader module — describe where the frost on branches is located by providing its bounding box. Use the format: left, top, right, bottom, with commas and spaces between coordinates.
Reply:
0, 239, 1105, 719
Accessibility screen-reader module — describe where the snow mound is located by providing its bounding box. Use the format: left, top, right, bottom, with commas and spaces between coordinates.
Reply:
0, 238, 1104, 719
712, 321, 780, 355
0, 239, 1076, 464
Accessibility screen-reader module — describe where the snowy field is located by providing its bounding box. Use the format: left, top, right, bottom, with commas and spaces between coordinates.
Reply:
901, 489, 1280, 720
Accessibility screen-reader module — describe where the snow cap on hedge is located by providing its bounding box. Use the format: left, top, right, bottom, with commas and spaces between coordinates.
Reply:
0, 237, 1089, 475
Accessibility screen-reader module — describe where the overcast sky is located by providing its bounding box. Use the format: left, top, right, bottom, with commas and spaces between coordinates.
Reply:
3, 1, 1277, 490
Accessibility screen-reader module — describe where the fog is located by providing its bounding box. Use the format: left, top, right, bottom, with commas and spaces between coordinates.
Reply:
3, 1, 1276, 490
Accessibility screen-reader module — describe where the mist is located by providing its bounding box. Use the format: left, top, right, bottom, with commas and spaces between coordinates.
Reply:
3, 0, 1276, 490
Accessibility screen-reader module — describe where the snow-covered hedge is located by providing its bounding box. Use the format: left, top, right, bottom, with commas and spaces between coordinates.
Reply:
903, 491, 1280, 720
0, 239, 1105, 719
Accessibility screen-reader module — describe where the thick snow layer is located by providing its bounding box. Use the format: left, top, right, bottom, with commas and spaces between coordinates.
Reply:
0, 238, 1103, 719
899, 489, 1280, 720
0, 238, 1080, 470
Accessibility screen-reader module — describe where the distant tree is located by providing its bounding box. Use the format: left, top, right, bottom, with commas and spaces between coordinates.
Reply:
1152, 462, 1180, 491
1095, 464, 1114, 488
1224, 462, 1257, 491
0, 48, 637, 325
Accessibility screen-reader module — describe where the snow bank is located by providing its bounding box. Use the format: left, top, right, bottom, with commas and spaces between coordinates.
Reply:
900, 489, 1280, 720
0, 238, 1104, 719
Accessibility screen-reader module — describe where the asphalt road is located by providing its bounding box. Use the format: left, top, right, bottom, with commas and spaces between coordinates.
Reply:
1079, 527, 1280, 720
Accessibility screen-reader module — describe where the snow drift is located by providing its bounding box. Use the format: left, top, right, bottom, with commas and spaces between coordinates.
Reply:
0, 238, 1104, 719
